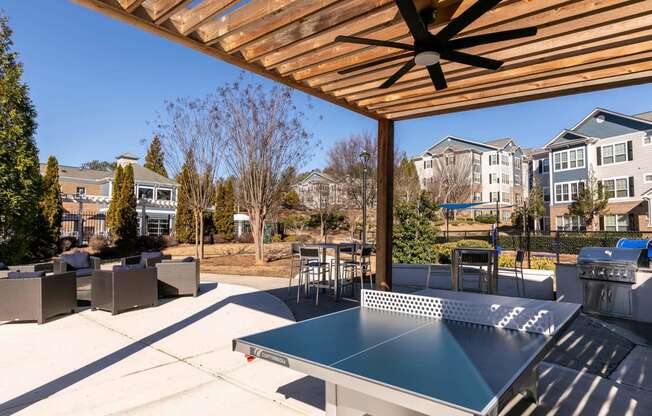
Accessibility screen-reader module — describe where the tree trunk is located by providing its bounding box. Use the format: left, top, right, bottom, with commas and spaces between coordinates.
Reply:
194, 212, 200, 259
199, 212, 205, 259
251, 213, 266, 265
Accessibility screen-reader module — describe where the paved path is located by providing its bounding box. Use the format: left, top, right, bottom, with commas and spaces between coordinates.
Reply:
0, 282, 321, 416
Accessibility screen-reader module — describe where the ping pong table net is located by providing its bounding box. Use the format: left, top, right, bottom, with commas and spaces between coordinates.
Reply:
361, 290, 556, 336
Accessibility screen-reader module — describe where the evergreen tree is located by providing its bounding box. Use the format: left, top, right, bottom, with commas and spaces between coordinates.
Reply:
40, 156, 64, 243
106, 164, 124, 234
144, 136, 167, 178
213, 178, 235, 240
174, 153, 196, 243
115, 164, 138, 248
0, 14, 43, 263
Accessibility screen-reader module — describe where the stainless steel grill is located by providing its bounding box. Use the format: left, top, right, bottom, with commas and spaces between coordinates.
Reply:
577, 247, 649, 318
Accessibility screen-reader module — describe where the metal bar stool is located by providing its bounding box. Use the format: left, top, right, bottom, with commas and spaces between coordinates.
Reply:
514, 250, 526, 297
287, 242, 302, 297
297, 247, 332, 306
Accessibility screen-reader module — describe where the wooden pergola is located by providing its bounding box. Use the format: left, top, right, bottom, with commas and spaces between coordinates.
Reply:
73, 0, 652, 289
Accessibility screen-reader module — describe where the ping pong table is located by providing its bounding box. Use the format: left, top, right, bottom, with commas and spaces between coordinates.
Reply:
233, 289, 580, 416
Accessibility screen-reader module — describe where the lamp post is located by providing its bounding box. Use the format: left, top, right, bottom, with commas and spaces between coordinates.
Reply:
359, 150, 371, 250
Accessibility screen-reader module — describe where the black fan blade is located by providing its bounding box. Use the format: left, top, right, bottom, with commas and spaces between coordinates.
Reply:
335, 35, 414, 51
379, 60, 416, 89
427, 63, 447, 90
395, 0, 432, 44
448, 27, 538, 49
437, 0, 501, 42
338, 52, 414, 75
440, 49, 502, 70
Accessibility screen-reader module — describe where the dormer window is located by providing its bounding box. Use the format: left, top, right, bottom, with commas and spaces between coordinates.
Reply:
595, 114, 606, 123
137, 186, 154, 200
644, 134, 651, 146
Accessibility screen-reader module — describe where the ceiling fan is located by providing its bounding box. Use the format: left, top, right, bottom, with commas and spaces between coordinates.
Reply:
334, 0, 537, 90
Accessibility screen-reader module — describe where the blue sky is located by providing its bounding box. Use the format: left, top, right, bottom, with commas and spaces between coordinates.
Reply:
5, 1, 652, 171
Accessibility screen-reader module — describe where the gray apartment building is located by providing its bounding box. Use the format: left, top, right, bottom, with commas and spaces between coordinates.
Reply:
535, 108, 652, 232
413, 136, 529, 223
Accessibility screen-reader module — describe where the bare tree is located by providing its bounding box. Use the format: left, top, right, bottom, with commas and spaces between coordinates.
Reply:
394, 154, 421, 204
324, 131, 377, 210
219, 82, 313, 264
428, 154, 473, 206
154, 96, 224, 259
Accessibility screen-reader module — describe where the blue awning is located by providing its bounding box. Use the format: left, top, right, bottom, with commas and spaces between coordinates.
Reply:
439, 202, 514, 210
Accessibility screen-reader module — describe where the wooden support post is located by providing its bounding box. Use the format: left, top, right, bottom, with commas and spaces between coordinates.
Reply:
376, 119, 394, 291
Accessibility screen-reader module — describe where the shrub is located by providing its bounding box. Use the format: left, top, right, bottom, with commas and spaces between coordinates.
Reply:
432, 239, 492, 264
89, 235, 111, 253
58, 236, 78, 252
162, 235, 178, 247
475, 215, 497, 224
237, 232, 254, 243
137, 235, 167, 251
499, 254, 555, 271
271, 234, 282, 243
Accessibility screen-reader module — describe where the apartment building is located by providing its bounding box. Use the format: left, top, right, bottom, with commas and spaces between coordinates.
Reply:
41, 153, 178, 238
294, 171, 347, 209
527, 148, 551, 231
542, 108, 652, 231
413, 136, 529, 223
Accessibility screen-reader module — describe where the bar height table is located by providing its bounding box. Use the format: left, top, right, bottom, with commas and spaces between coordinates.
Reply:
451, 247, 499, 294
302, 242, 356, 301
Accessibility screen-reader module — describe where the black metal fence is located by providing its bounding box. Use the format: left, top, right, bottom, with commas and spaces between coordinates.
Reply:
61, 211, 107, 244
439, 229, 652, 259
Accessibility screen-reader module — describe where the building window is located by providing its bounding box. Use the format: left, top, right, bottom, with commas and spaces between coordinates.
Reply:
554, 181, 584, 203
501, 154, 510, 166
537, 158, 550, 174
645, 173, 652, 183
502, 192, 510, 203
501, 173, 510, 185
603, 214, 629, 232
489, 154, 498, 165
600, 142, 627, 165
553, 148, 585, 171
473, 153, 481, 164
423, 159, 433, 169
515, 193, 522, 205
602, 177, 630, 199
76, 187, 86, 196
473, 192, 482, 202
556, 216, 586, 231
156, 188, 172, 201
489, 192, 500, 202
137, 186, 154, 200
543, 187, 550, 203
473, 173, 481, 184
489, 173, 499, 184
644, 134, 651, 146
445, 154, 455, 166
147, 217, 170, 236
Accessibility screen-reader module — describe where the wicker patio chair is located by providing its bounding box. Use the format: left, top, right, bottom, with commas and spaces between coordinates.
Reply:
155, 257, 200, 298
0, 272, 77, 324
54, 252, 102, 302
91, 266, 158, 315
121, 251, 171, 268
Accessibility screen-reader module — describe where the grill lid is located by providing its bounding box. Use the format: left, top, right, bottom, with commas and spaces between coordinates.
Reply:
578, 247, 649, 267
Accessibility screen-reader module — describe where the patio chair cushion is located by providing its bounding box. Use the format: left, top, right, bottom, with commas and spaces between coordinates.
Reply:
140, 251, 162, 265
61, 252, 90, 270
112, 263, 146, 272
7, 271, 46, 278
181, 256, 194, 263
74, 268, 95, 277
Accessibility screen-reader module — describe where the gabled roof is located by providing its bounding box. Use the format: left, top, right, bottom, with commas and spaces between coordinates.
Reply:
543, 129, 593, 149
570, 108, 652, 139
484, 138, 513, 149
297, 170, 338, 185
41, 164, 113, 182
415, 136, 497, 159
116, 152, 139, 160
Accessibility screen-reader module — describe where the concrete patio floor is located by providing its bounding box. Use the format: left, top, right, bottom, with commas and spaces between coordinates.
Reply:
2, 273, 652, 415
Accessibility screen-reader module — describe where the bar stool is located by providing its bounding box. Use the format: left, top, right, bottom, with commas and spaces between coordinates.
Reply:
297, 247, 331, 306
514, 250, 526, 297
341, 245, 373, 296
287, 242, 302, 297
334, 243, 357, 298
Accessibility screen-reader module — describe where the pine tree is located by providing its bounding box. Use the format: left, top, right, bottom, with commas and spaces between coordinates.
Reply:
174, 154, 196, 243
115, 164, 138, 248
213, 178, 235, 241
40, 156, 64, 243
144, 136, 167, 178
106, 164, 124, 235
0, 14, 43, 263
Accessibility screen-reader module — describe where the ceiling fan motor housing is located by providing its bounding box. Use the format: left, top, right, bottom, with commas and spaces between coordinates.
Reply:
415, 51, 440, 66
